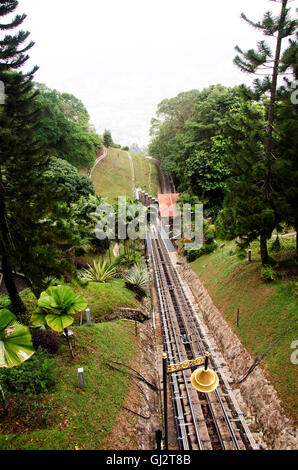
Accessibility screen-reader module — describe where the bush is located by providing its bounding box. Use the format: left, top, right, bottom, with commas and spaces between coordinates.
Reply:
236, 247, 247, 260
114, 252, 142, 268
31, 328, 60, 354
125, 262, 149, 300
0, 348, 57, 394
185, 241, 217, 262
270, 236, 281, 253
261, 265, 277, 282
79, 259, 117, 282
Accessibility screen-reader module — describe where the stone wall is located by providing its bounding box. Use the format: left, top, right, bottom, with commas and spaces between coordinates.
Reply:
178, 263, 297, 450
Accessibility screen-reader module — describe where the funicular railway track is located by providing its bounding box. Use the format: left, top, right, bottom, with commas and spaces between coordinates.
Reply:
149, 225, 258, 451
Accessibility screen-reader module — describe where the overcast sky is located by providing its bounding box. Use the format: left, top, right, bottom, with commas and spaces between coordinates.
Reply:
19, 0, 295, 147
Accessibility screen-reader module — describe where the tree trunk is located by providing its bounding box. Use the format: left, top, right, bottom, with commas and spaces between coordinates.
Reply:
0, 167, 26, 314
260, 235, 269, 266
1, 255, 26, 313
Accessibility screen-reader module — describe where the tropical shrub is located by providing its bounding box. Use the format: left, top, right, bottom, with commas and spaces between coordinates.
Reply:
114, 253, 142, 268
125, 263, 149, 300
31, 328, 60, 354
31, 285, 87, 333
261, 265, 277, 282
79, 259, 117, 282
269, 236, 281, 253
236, 247, 247, 260
0, 309, 35, 369
185, 241, 217, 262
0, 348, 56, 394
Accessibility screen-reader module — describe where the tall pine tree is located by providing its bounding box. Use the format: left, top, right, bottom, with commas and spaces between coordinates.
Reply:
0, 0, 38, 312
0, 2, 78, 311
222, 0, 296, 264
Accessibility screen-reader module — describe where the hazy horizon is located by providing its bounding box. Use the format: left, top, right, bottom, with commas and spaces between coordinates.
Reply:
19, 0, 293, 148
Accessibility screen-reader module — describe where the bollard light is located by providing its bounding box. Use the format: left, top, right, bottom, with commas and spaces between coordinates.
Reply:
85, 308, 91, 325
78, 368, 86, 389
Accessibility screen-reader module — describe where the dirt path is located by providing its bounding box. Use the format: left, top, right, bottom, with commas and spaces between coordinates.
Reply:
88, 146, 108, 177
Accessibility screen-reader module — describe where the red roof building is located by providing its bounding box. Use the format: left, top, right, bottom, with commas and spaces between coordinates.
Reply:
158, 193, 180, 218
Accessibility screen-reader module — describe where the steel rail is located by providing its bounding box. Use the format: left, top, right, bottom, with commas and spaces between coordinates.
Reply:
151, 227, 206, 449
151, 227, 208, 449
150, 232, 191, 449
153, 230, 228, 449
161, 234, 258, 450
155, 231, 241, 450
149, 225, 258, 451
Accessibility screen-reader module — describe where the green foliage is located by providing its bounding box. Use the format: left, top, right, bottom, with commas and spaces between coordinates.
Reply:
149, 85, 239, 217
185, 218, 217, 262
186, 241, 217, 263
236, 247, 247, 260
0, 308, 35, 368
124, 263, 149, 299
270, 236, 282, 253
103, 129, 113, 148
261, 265, 278, 283
33, 86, 102, 168
43, 157, 95, 204
31, 285, 87, 332
219, 1, 297, 265
0, 348, 56, 394
71, 194, 110, 254
79, 260, 118, 283
114, 252, 142, 268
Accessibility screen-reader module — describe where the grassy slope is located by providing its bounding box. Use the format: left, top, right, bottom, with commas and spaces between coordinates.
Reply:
0, 279, 137, 324
92, 148, 133, 203
131, 153, 159, 197
0, 321, 139, 450
190, 237, 298, 423
91, 148, 159, 203
73, 279, 136, 321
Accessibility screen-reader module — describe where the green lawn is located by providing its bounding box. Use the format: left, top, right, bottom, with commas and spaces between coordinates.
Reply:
191, 236, 298, 423
0, 321, 139, 450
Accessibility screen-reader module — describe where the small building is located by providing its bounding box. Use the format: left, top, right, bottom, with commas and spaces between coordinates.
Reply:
158, 193, 180, 227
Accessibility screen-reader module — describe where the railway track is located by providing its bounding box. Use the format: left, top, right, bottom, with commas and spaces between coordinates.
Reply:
149, 225, 258, 451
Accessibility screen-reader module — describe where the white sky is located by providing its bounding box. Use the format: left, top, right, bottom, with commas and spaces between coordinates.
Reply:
19, 0, 296, 147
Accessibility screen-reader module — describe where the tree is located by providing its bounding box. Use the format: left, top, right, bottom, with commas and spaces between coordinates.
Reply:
149, 85, 238, 217
32, 285, 87, 358
231, 0, 297, 263
33, 86, 102, 168
273, 34, 298, 253
0, 2, 82, 311
43, 157, 95, 204
216, 100, 278, 259
103, 129, 113, 148
0, 0, 38, 313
